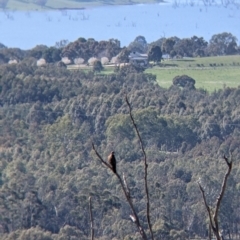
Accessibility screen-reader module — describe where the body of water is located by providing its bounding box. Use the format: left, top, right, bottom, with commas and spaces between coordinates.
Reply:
0, 2, 240, 49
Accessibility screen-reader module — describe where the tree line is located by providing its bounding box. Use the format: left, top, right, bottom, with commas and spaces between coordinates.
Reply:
0, 32, 239, 67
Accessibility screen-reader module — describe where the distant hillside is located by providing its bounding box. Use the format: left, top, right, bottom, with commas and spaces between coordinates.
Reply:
1, 58, 240, 239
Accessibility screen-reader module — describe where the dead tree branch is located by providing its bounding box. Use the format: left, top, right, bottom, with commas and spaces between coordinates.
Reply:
92, 143, 148, 240
89, 196, 94, 240
198, 155, 233, 240
125, 95, 154, 240
198, 183, 216, 234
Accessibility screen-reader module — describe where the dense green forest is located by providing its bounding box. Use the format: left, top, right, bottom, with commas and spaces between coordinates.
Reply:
0, 33, 240, 239
1, 61, 240, 239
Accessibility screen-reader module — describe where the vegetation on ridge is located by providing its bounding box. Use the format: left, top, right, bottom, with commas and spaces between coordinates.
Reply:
0, 60, 240, 239
0, 21, 240, 238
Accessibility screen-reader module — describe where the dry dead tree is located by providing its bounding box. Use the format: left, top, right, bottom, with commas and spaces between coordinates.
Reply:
198, 154, 233, 240
91, 95, 155, 239
125, 95, 154, 240
92, 143, 148, 240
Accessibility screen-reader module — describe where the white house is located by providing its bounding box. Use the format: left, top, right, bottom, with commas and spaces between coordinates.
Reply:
129, 51, 148, 66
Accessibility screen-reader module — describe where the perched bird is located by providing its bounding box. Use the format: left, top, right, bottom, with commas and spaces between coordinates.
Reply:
108, 151, 116, 174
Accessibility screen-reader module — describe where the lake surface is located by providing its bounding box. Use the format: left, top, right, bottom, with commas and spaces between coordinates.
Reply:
0, 2, 240, 49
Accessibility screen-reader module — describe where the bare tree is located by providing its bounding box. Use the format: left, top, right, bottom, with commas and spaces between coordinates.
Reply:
125, 95, 154, 240
92, 143, 148, 239
92, 95, 155, 239
198, 155, 233, 240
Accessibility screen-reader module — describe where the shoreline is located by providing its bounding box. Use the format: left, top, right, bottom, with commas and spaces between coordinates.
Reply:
1, 0, 168, 12
1, 0, 234, 11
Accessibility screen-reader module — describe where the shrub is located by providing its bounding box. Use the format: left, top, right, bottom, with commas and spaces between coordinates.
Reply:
88, 57, 98, 66
172, 75, 196, 89
8, 59, 18, 64
101, 57, 109, 65
110, 56, 119, 64
36, 58, 46, 67
61, 57, 72, 65
74, 57, 84, 65
93, 60, 103, 72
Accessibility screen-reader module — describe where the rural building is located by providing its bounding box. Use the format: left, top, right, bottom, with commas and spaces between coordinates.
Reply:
129, 52, 148, 66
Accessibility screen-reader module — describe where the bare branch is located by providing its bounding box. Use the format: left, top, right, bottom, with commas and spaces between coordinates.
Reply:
198, 182, 216, 233
123, 173, 130, 198
208, 223, 212, 240
213, 155, 232, 237
199, 155, 233, 240
125, 95, 154, 240
223, 154, 231, 168
92, 143, 148, 240
89, 196, 94, 240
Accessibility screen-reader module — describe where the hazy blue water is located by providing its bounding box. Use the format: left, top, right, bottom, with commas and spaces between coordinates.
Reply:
0, 3, 240, 50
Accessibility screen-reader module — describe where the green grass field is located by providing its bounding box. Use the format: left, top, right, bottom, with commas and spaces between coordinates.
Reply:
145, 55, 240, 92
146, 67, 240, 92
159, 55, 240, 68
4, 0, 161, 11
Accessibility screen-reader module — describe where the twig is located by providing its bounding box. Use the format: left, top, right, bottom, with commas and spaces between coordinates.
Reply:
198, 154, 233, 240
198, 183, 216, 233
125, 95, 154, 240
208, 223, 212, 240
89, 196, 94, 240
92, 143, 148, 240
213, 155, 232, 237
123, 173, 130, 198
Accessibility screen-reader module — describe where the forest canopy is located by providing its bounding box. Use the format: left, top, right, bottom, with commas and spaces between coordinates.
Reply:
0, 32, 240, 239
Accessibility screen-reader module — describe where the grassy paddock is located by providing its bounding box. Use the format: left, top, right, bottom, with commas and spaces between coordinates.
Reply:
146, 67, 240, 92
161, 55, 240, 68
146, 55, 240, 92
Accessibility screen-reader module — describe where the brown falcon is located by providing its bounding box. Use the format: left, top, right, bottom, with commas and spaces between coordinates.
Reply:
108, 151, 116, 174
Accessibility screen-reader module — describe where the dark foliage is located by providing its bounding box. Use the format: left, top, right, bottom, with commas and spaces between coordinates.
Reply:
92, 60, 103, 72
128, 35, 148, 53
208, 32, 238, 56
172, 75, 196, 89
61, 38, 121, 62
0, 33, 240, 240
117, 47, 131, 63
148, 45, 162, 63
